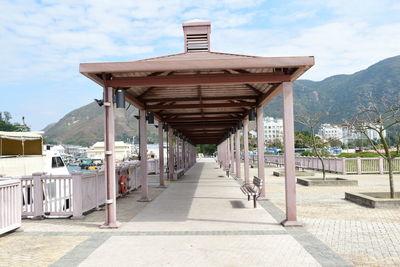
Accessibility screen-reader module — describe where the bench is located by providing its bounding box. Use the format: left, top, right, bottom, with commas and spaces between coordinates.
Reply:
240, 176, 262, 208
173, 169, 185, 180
295, 161, 305, 171
224, 164, 231, 177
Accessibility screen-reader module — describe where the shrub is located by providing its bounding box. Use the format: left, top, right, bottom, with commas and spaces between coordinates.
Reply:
338, 152, 399, 158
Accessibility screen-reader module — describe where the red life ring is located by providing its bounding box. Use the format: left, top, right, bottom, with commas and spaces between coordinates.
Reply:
119, 175, 128, 194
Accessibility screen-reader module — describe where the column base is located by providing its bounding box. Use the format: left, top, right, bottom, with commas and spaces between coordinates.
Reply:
137, 197, 151, 202
100, 221, 121, 229
156, 185, 167, 188
281, 219, 303, 227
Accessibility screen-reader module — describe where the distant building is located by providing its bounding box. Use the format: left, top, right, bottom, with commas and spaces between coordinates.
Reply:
319, 123, 386, 145
64, 145, 88, 158
264, 117, 283, 142
364, 126, 386, 140
249, 130, 257, 138
87, 141, 131, 162
318, 124, 344, 143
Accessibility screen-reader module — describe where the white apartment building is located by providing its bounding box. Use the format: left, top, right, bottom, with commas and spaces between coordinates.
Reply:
319, 124, 386, 145
264, 117, 283, 142
318, 124, 344, 142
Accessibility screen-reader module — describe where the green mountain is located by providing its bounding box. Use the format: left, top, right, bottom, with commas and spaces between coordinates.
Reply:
265, 55, 400, 123
44, 55, 400, 146
43, 102, 155, 146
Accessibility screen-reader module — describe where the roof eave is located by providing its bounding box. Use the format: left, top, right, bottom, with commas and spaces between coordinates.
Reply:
79, 56, 315, 75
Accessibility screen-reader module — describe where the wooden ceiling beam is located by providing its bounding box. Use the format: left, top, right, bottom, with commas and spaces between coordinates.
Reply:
162, 111, 244, 117
181, 131, 226, 134
257, 83, 283, 107
106, 73, 291, 87
172, 124, 235, 129
143, 96, 257, 102
147, 102, 253, 110
166, 117, 240, 123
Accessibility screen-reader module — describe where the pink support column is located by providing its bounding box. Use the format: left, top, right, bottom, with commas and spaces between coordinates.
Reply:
235, 129, 241, 179
182, 140, 186, 170
226, 138, 230, 170
243, 118, 250, 184
177, 137, 181, 169
173, 135, 179, 172
219, 144, 222, 167
158, 122, 165, 187
257, 106, 265, 198
179, 138, 183, 169
220, 144, 223, 166
138, 109, 150, 202
230, 134, 235, 174
168, 128, 174, 180
101, 87, 119, 228
281, 82, 301, 227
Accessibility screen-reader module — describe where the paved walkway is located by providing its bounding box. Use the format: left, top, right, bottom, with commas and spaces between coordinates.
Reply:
0, 158, 347, 267
247, 163, 400, 266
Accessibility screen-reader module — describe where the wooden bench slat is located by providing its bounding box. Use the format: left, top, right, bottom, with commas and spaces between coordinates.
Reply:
239, 176, 263, 208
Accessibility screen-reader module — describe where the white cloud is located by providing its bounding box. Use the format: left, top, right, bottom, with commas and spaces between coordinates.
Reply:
1, 0, 399, 130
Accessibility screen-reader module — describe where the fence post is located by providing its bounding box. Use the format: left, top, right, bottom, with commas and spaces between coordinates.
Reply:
95, 170, 100, 210
342, 158, 346, 175
72, 172, 84, 219
379, 157, 384, 174
334, 158, 338, 173
357, 157, 362, 175
32, 172, 44, 220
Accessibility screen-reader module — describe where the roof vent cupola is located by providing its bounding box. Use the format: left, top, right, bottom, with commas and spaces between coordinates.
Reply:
182, 20, 211, 53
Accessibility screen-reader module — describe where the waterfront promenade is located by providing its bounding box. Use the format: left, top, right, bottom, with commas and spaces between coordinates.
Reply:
1, 158, 399, 266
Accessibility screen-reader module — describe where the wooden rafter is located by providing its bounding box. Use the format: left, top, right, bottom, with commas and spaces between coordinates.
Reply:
147, 102, 253, 110
166, 117, 240, 123
143, 96, 257, 102
105, 73, 291, 87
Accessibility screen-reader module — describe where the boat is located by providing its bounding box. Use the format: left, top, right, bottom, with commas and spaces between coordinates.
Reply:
0, 131, 69, 177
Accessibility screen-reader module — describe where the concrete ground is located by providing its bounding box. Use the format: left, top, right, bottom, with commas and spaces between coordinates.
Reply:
0, 158, 398, 266
246, 162, 400, 266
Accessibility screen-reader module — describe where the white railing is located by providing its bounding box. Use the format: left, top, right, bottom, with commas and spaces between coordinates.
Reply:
0, 178, 21, 235
147, 158, 159, 174
265, 155, 400, 175
19, 160, 145, 219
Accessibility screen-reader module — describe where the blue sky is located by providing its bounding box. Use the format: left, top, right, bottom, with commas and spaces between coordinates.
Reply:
1, 0, 400, 131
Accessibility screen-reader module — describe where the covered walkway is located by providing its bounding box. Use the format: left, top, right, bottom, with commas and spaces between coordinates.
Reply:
79, 159, 323, 266
79, 20, 315, 228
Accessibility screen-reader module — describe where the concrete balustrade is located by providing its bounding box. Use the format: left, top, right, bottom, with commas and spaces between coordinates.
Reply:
265, 155, 400, 175
0, 178, 21, 235
14, 160, 161, 220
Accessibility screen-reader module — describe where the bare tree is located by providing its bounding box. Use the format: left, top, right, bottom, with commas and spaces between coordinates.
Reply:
348, 95, 400, 198
296, 110, 333, 180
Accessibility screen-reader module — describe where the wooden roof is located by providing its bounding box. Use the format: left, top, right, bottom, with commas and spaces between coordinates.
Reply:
80, 47, 314, 145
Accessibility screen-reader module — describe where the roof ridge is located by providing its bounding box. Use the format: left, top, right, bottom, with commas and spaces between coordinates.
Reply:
208, 51, 259, 58
134, 52, 187, 62
133, 51, 259, 63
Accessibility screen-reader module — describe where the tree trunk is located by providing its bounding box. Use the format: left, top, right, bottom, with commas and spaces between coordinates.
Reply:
311, 128, 326, 180
379, 130, 395, 199
387, 158, 395, 198
317, 154, 326, 180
